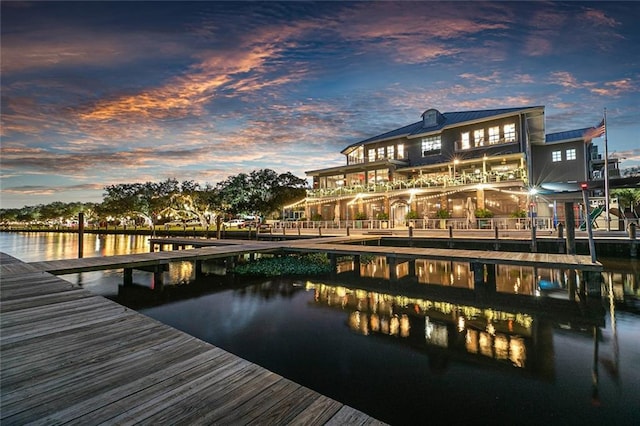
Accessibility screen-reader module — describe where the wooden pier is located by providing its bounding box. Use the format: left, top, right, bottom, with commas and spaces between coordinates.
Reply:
16, 235, 603, 292
0, 252, 386, 425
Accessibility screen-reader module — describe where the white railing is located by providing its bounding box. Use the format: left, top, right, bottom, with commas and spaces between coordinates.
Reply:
273, 216, 640, 233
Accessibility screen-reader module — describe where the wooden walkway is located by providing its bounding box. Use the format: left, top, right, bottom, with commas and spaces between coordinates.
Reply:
280, 242, 603, 271
0, 252, 386, 425
27, 236, 601, 278
27, 237, 380, 275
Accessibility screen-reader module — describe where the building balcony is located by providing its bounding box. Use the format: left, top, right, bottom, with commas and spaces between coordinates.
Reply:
307, 168, 527, 198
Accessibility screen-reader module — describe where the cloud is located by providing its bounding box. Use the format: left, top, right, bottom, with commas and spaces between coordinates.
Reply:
549, 72, 638, 98
1, 183, 103, 196
1, 27, 189, 74
589, 78, 637, 97
329, 2, 512, 64
581, 8, 619, 28
459, 72, 502, 84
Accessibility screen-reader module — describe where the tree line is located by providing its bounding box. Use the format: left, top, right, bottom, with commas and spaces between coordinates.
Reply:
0, 169, 308, 227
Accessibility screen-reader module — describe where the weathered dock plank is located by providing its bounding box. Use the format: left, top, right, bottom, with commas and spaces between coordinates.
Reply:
281, 241, 603, 271
0, 253, 386, 425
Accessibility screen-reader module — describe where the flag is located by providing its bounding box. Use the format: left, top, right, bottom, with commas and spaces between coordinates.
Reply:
583, 118, 605, 140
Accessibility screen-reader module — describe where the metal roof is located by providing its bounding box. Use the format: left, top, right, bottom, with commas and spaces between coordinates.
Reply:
545, 127, 591, 143
341, 106, 543, 153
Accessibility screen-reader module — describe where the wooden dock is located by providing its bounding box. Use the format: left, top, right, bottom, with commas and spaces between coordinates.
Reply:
0, 252, 386, 425
27, 236, 601, 278
279, 241, 604, 271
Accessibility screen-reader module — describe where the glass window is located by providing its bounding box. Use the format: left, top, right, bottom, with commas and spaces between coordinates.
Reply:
326, 174, 344, 188
422, 136, 442, 155
397, 144, 405, 159
504, 123, 516, 142
488, 126, 500, 144
347, 147, 364, 165
474, 129, 485, 147
552, 151, 562, 162
387, 145, 394, 160
377, 147, 385, 159
461, 132, 470, 150
566, 148, 576, 160
377, 168, 389, 183
367, 170, 376, 185
346, 172, 365, 186
368, 148, 375, 162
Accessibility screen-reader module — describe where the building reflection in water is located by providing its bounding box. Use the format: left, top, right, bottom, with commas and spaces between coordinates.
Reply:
310, 282, 534, 371
338, 255, 598, 299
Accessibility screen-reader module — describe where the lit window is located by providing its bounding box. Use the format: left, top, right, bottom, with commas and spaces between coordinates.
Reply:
504, 123, 516, 142
474, 129, 485, 147
566, 148, 576, 160
368, 148, 375, 162
422, 136, 441, 155
461, 132, 470, 150
347, 147, 364, 165
387, 145, 394, 160
397, 144, 405, 159
552, 151, 562, 162
488, 126, 500, 144
377, 147, 385, 159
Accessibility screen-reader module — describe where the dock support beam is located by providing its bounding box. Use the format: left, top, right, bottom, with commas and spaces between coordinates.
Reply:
124, 268, 133, 286
471, 262, 496, 293
353, 255, 361, 277
195, 260, 203, 280
565, 202, 576, 254
153, 266, 164, 290
329, 254, 337, 278
78, 212, 84, 259
387, 256, 397, 282
225, 256, 235, 271
408, 259, 416, 277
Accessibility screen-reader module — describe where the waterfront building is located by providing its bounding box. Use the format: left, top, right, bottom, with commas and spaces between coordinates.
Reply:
296, 106, 617, 229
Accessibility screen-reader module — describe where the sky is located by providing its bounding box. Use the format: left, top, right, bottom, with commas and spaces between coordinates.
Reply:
1, 1, 639, 209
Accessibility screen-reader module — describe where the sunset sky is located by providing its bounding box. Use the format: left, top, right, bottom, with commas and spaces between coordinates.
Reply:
1, 1, 639, 208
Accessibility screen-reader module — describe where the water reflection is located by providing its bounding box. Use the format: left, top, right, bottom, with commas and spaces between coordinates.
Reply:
0, 232, 151, 262
337, 255, 640, 304
309, 282, 535, 372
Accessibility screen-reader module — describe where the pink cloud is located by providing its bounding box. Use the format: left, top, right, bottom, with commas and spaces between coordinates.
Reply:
581, 8, 619, 27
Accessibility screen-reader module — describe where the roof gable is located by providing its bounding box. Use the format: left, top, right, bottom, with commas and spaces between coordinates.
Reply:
341, 106, 542, 153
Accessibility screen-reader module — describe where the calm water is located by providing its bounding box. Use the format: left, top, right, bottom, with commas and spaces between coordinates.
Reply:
1, 232, 639, 425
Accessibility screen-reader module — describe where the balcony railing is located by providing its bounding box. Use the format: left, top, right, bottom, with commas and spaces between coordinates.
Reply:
309, 168, 527, 198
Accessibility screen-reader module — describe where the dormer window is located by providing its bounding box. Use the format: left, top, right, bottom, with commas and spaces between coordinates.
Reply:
422, 108, 444, 128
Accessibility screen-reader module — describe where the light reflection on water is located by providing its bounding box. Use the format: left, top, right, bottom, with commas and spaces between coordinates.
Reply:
1, 232, 639, 424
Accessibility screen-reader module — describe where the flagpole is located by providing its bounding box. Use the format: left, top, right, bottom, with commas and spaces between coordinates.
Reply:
604, 107, 610, 231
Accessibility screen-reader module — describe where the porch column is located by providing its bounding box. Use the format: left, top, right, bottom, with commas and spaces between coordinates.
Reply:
476, 187, 485, 210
